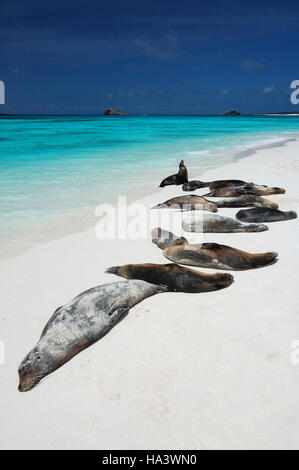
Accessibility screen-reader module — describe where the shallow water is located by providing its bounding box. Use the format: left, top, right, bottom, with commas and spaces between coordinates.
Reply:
0, 114, 299, 259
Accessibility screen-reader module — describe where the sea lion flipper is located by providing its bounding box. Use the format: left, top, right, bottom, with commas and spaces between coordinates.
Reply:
109, 307, 130, 324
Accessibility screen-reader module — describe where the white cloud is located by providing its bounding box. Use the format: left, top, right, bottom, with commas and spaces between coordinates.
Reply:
133, 30, 179, 60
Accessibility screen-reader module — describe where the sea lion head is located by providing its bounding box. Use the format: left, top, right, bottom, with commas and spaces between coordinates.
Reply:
260, 198, 279, 209
18, 346, 49, 392
151, 227, 187, 249
263, 187, 285, 195
178, 160, 187, 175
205, 201, 218, 213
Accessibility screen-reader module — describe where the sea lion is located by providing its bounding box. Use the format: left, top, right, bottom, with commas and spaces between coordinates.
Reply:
208, 179, 248, 190
151, 227, 187, 250
151, 229, 278, 270
106, 263, 234, 293
159, 160, 188, 187
153, 229, 278, 271
215, 195, 279, 209
152, 195, 217, 212
18, 280, 168, 392
182, 213, 268, 233
182, 180, 210, 191
236, 207, 297, 223
163, 241, 278, 271
205, 184, 285, 198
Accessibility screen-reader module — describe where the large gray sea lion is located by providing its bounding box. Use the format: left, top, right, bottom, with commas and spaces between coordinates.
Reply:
106, 263, 234, 293
215, 194, 278, 209
18, 280, 168, 392
205, 184, 285, 198
182, 213, 268, 233
182, 180, 210, 191
159, 160, 188, 187
152, 195, 217, 212
236, 207, 297, 223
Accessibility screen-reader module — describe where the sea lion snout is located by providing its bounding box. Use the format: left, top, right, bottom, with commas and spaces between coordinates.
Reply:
264, 187, 285, 195
18, 350, 42, 392
274, 187, 285, 194
250, 223, 269, 232
105, 266, 119, 275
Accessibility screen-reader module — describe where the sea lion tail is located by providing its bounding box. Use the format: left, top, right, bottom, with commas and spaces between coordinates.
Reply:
251, 251, 278, 268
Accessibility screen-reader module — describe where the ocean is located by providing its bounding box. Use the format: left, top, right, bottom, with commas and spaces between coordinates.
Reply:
1, 114, 299, 259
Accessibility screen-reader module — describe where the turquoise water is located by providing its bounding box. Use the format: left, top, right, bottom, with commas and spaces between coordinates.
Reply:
1, 114, 299, 259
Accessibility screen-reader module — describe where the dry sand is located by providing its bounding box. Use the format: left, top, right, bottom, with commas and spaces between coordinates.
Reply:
0, 139, 298, 449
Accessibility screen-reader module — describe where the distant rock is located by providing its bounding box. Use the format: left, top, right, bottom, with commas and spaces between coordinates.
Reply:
220, 110, 241, 116
104, 108, 127, 115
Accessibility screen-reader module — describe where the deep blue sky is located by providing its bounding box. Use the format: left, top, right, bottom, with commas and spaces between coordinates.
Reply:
1, 0, 299, 114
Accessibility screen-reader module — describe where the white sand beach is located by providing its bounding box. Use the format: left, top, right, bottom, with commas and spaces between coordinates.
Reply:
0, 139, 298, 450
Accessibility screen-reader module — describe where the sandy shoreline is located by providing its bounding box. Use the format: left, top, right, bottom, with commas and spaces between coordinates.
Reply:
0, 139, 299, 449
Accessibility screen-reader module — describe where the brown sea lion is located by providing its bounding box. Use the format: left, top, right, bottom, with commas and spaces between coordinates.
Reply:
215, 195, 279, 209
182, 180, 210, 191
163, 241, 278, 271
159, 160, 188, 187
205, 184, 285, 197
182, 213, 268, 233
18, 280, 168, 392
236, 207, 297, 223
106, 263, 234, 293
152, 195, 217, 212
